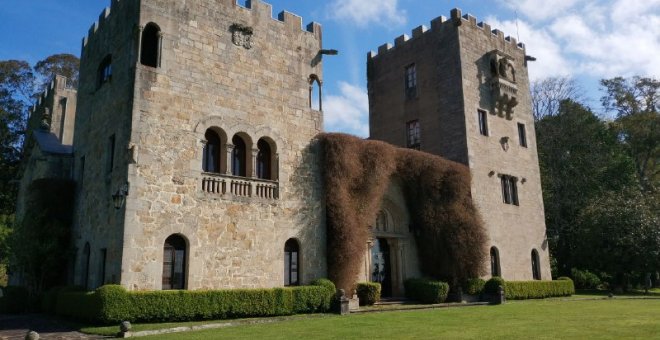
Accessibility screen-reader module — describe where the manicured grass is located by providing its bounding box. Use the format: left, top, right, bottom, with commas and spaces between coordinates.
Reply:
134, 299, 660, 339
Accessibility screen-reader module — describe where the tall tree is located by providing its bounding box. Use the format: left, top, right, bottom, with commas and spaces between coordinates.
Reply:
531, 76, 584, 122
537, 99, 637, 275
0, 55, 80, 214
601, 76, 659, 191
575, 189, 660, 287
33, 53, 80, 89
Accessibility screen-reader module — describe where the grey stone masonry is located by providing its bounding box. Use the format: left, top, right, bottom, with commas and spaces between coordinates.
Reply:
368, 8, 551, 281
72, 0, 326, 291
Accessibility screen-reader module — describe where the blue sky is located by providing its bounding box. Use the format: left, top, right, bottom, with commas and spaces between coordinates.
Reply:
1, 0, 658, 136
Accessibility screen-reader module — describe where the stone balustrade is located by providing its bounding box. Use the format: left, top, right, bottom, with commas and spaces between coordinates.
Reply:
201, 173, 279, 199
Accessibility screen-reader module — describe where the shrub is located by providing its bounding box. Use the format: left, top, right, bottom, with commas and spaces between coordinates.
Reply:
42, 286, 84, 314
484, 277, 506, 295
571, 268, 601, 289
52, 280, 336, 324
464, 278, 486, 296
504, 280, 575, 299
404, 278, 449, 304
356, 282, 381, 306
0, 286, 29, 313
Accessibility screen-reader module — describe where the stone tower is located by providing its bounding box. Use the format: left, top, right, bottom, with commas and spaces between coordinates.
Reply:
72, 0, 325, 290
368, 9, 551, 280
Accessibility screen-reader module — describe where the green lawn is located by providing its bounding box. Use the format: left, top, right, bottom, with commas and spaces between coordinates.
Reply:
131, 299, 660, 339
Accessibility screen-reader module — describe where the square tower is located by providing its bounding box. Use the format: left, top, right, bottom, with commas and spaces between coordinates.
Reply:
368, 9, 551, 280
72, 0, 325, 290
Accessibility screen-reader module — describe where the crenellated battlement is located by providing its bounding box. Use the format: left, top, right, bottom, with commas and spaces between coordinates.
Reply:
368, 8, 525, 60
29, 75, 76, 117
81, 0, 321, 54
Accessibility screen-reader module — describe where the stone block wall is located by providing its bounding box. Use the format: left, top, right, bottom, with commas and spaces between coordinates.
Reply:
119, 0, 326, 290
72, 0, 141, 289
368, 9, 551, 281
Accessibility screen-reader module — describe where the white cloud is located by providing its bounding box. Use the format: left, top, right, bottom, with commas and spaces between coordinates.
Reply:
327, 0, 406, 27
490, 0, 660, 81
485, 17, 570, 81
499, 0, 583, 22
323, 82, 369, 137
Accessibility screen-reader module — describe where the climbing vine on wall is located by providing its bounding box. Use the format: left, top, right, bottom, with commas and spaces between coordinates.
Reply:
319, 133, 487, 291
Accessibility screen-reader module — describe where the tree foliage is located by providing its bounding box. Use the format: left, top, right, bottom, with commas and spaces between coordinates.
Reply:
0, 55, 79, 216
34, 53, 80, 89
576, 189, 659, 284
601, 76, 659, 191
531, 76, 584, 122
9, 179, 75, 294
537, 99, 637, 276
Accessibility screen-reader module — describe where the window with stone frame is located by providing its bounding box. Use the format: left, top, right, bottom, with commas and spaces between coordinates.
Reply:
478, 109, 489, 136
231, 135, 247, 177
284, 239, 300, 286
490, 246, 501, 277
404, 64, 417, 99
203, 129, 222, 173
163, 234, 187, 290
99, 248, 107, 286
256, 138, 273, 180
518, 123, 527, 147
97, 55, 112, 89
406, 120, 421, 149
107, 134, 115, 173
500, 174, 519, 206
140, 22, 161, 68
531, 249, 541, 280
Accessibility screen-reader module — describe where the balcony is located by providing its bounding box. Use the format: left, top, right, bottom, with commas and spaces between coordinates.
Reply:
201, 173, 279, 200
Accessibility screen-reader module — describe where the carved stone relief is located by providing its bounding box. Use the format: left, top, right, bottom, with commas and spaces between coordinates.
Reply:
230, 23, 253, 49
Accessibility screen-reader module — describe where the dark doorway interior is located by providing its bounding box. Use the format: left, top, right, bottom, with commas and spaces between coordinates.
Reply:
371, 238, 392, 297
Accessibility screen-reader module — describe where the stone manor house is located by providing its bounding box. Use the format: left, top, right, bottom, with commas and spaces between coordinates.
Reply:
16, 0, 551, 296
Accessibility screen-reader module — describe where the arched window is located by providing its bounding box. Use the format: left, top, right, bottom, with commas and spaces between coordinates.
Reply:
82, 242, 91, 289
232, 135, 247, 177
140, 23, 161, 67
163, 234, 187, 290
203, 129, 221, 173
256, 138, 272, 180
284, 239, 300, 286
490, 246, 501, 277
97, 55, 112, 89
309, 74, 322, 111
531, 249, 541, 280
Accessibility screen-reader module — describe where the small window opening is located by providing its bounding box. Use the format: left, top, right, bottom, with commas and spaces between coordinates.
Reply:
97, 55, 112, 89
163, 234, 187, 290
284, 239, 300, 286
256, 138, 272, 180
478, 109, 489, 136
406, 120, 420, 149
231, 135, 247, 177
141, 23, 161, 67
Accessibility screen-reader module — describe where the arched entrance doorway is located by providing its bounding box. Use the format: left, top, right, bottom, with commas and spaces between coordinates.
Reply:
371, 238, 393, 297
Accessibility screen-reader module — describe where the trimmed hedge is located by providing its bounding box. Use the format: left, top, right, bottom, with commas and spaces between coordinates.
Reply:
356, 282, 381, 306
571, 268, 601, 289
404, 278, 449, 304
464, 278, 486, 296
484, 277, 506, 295
53, 280, 335, 324
0, 286, 29, 313
505, 280, 575, 300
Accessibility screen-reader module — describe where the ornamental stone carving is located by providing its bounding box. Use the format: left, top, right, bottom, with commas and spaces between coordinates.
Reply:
230, 23, 253, 49
488, 50, 518, 120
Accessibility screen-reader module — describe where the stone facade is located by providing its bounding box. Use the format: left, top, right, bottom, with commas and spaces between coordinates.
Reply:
15, 75, 77, 223
368, 9, 552, 280
17, 2, 553, 292
72, 0, 325, 291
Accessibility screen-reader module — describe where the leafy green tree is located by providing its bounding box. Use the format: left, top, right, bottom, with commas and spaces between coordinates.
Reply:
536, 100, 637, 275
575, 189, 659, 288
34, 53, 80, 89
601, 77, 659, 191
